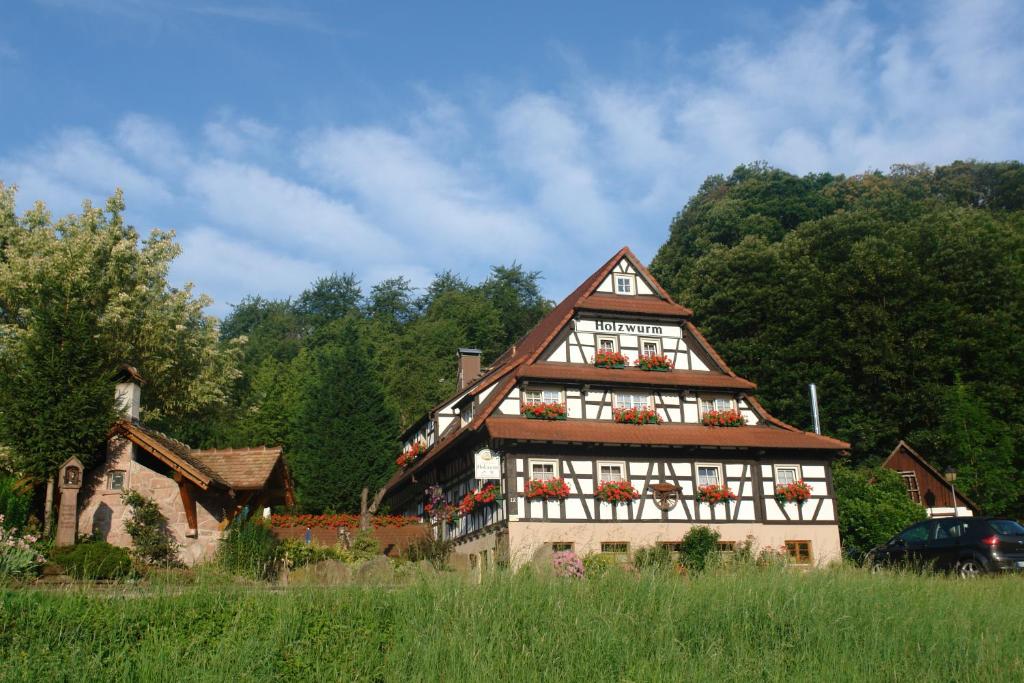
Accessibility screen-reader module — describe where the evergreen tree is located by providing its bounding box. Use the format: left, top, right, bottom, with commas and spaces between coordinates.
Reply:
288, 317, 398, 513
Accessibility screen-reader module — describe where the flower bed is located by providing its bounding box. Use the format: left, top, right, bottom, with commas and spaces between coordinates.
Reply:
774, 480, 813, 507
701, 409, 745, 427
0, 515, 44, 579
521, 402, 567, 420
634, 353, 673, 371
268, 514, 422, 529
696, 483, 738, 506
613, 406, 661, 425
593, 349, 628, 369
396, 441, 427, 469
458, 483, 501, 515
525, 478, 571, 500
595, 480, 640, 504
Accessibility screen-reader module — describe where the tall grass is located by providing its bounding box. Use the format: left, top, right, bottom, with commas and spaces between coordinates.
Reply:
1, 566, 1022, 681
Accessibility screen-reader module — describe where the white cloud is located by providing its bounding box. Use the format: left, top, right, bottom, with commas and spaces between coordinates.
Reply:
203, 114, 278, 158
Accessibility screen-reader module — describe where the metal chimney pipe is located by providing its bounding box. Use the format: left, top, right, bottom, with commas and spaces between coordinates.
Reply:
809, 383, 821, 435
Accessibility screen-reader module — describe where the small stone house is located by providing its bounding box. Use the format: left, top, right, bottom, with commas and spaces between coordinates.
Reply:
76, 368, 294, 565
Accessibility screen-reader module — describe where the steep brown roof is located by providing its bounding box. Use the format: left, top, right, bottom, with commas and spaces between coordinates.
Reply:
577, 293, 692, 317
191, 447, 284, 490
882, 440, 981, 513
111, 421, 223, 489
519, 362, 756, 390
485, 416, 850, 450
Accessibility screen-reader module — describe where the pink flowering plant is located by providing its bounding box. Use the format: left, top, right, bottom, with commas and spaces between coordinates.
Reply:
552, 550, 585, 579
0, 515, 45, 579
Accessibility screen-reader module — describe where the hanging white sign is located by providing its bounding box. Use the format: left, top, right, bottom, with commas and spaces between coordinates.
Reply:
474, 448, 501, 480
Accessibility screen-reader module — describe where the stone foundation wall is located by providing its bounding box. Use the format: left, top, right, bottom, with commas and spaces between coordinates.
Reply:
76, 436, 231, 566
508, 521, 842, 568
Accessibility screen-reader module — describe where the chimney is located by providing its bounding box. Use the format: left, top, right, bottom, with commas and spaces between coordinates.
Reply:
114, 365, 144, 422
457, 348, 482, 391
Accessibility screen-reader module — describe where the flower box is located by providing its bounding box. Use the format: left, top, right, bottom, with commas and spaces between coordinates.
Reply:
696, 483, 738, 506
701, 409, 745, 427
525, 477, 571, 500
612, 406, 661, 425
396, 440, 427, 469
458, 482, 501, 515
595, 480, 640, 504
634, 353, 673, 372
521, 402, 568, 420
593, 349, 628, 369
774, 480, 812, 507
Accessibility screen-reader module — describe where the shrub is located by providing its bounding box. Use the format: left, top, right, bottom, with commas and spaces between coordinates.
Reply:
280, 539, 344, 569
680, 526, 720, 573
633, 544, 673, 570
0, 476, 33, 531
581, 552, 621, 578
404, 536, 453, 570
832, 465, 927, 556
122, 490, 179, 566
552, 550, 585, 578
0, 517, 44, 580
218, 514, 281, 580
49, 541, 133, 580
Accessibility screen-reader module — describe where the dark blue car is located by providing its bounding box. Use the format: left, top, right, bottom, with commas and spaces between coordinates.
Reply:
869, 517, 1024, 577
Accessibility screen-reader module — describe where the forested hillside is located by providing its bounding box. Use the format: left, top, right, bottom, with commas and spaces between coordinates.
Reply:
651, 161, 1024, 516
179, 267, 552, 513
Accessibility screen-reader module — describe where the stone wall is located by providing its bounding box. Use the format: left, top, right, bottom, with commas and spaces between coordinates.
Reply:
76, 436, 232, 566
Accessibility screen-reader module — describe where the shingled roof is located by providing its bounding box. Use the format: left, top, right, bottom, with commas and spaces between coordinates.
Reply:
110, 420, 289, 494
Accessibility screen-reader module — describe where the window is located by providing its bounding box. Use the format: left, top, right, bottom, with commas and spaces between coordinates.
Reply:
658, 542, 683, 552
523, 388, 562, 405
697, 464, 722, 487
597, 461, 627, 484
895, 523, 930, 544
700, 396, 734, 414
898, 470, 921, 503
601, 542, 629, 554
529, 459, 558, 481
785, 540, 812, 564
718, 541, 736, 552
107, 470, 125, 491
775, 465, 800, 486
596, 335, 618, 353
551, 542, 574, 552
614, 392, 651, 410
640, 338, 661, 356
614, 274, 635, 295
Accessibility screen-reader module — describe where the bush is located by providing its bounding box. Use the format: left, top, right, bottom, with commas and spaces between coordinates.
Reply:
404, 536, 453, 570
552, 550, 585, 578
280, 539, 344, 569
633, 544, 673, 570
49, 541, 133, 580
218, 514, 280, 580
833, 465, 927, 556
350, 529, 381, 560
0, 476, 33, 531
0, 518, 44, 580
581, 552, 621, 578
122, 490, 179, 566
680, 526, 720, 573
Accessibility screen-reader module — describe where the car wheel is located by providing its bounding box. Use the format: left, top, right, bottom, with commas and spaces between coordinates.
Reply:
956, 559, 985, 578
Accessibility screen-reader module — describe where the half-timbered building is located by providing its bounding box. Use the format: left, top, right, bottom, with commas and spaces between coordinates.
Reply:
382, 248, 850, 567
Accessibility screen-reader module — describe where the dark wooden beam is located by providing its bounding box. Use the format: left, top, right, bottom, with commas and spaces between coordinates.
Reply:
174, 473, 199, 537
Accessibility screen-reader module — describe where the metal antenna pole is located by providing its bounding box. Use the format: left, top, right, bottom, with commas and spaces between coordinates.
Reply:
809, 383, 821, 435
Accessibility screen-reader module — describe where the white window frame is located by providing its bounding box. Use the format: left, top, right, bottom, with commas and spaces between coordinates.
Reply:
595, 335, 619, 353
696, 463, 723, 487
614, 274, 636, 295
699, 395, 736, 416
522, 386, 563, 406
596, 461, 628, 484
774, 464, 801, 485
107, 470, 126, 491
613, 392, 652, 410
528, 458, 559, 481
639, 337, 661, 356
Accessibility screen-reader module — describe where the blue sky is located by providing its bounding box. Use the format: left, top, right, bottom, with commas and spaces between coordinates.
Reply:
2, 1, 1022, 315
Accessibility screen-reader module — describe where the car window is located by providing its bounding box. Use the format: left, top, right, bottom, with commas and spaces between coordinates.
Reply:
989, 519, 1024, 536
934, 522, 951, 540
897, 524, 930, 544
938, 518, 962, 538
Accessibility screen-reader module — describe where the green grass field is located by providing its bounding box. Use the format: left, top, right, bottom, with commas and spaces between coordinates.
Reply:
2, 567, 1022, 682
